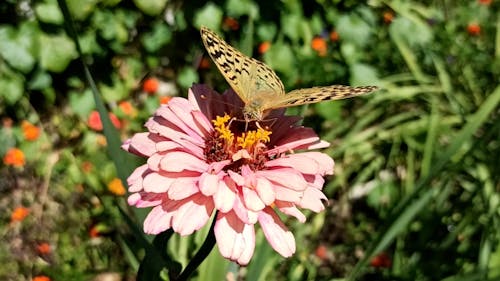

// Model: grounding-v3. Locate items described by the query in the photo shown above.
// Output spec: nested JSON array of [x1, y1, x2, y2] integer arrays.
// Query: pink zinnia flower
[[122, 84, 334, 265]]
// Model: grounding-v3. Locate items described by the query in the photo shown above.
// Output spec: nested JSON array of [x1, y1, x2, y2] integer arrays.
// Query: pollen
[[206, 114, 272, 171]]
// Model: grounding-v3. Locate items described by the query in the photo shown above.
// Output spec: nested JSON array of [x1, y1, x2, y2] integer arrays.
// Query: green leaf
[[132, 0, 168, 16], [336, 14, 372, 47], [0, 72, 24, 105], [142, 22, 172, 53], [177, 67, 199, 89], [349, 63, 379, 85], [194, 3, 223, 31], [263, 42, 294, 75], [35, 0, 64, 24], [226, 0, 259, 18], [69, 89, 95, 118], [28, 70, 52, 90], [390, 17, 433, 47], [0, 25, 37, 73], [66, 0, 98, 20], [40, 33, 77, 72]]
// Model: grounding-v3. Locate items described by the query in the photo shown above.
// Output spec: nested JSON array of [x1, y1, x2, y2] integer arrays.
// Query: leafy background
[[1, 0, 499, 280]]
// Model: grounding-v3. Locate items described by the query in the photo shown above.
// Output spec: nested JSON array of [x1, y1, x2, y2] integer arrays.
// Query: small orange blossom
[[21, 121, 41, 141], [3, 148, 25, 167], [108, 178, 126, 196], [11, 206, 30, 222]]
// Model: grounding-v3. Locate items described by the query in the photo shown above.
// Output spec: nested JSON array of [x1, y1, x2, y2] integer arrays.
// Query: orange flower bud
[[258, 41, 271, 54], [143, 78, 159, 94], [467, 23, 481, 36], [3, 148, 25, 167], [108, 178, 126, 196], [87, 111, 121, 131], [21, 121, 40, 141], [33, 275, 51, 281], [11, 206, 30, 222], [36, 242, 51, 255], [311, 37, 327, 57]]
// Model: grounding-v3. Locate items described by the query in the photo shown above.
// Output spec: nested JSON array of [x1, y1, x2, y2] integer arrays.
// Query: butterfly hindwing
[[263, 85, 378, 110]]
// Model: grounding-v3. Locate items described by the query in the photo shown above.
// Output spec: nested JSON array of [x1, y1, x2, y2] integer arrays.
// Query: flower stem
[[174, 212, 218, 281]]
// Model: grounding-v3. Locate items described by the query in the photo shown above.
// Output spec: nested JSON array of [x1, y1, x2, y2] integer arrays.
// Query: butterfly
[[200, 26, 378, 123]]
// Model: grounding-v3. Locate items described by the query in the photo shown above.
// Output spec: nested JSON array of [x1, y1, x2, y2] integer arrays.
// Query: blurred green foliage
[[0, 0, 499, 280]]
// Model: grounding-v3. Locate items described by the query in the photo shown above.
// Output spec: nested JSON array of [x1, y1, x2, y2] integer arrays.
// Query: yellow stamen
[[212, 114, 234, 143], [211, 114, 272, 150]]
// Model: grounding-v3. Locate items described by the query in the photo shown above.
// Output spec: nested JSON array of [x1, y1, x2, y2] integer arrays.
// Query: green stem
[[174, 212, 218, 281]]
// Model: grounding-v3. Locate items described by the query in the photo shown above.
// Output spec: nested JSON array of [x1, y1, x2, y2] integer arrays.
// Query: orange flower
[[478, 0, 492, 5], [223, 17, 240, 31], [11, 206, 30, 222], [315, 244, 329, 260], [258, 41, 271, 54], [143, 77, 159, 94], [36, 242, 51, 255], [370, 252, 392, 268], [21, 121, 41, 141], [32, 275, 51, 281], [3, 148, 25, 167], [89, 225, 101, 238], [383, 11, 394, 24], [159, 96, 173, 104], [311, 37, 327, 56], [118, 101, 137, 117], [87, 111, 121, 131], [108, 178, 126, 196], [329, 31, 339, 42], [467, 23, 481, 36]]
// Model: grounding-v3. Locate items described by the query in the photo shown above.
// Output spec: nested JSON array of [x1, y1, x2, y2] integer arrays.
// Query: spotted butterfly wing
[[200, 26, 285, 105], [200, 26, 378, 121], [266, 85, 379, 110]]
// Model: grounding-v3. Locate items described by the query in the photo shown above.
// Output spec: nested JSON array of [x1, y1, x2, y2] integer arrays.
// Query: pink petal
[[298, 187, 327, 212], [167, 99, 210, 141], [199, 173, 219, 196], [266, 152, 334, 176], [156, 140, 183, 152], [171, 194, 214, 236], [275, 201, 306, 223], [242, 188, 265, 211], [168, 178, 199, 200], [273, 185, 303, 203], [233, 194, 258, 224], [192, 111, 213, 136], [215, 211, 255, 265], [228, 170, 245, 186], [127, 164, 149, 192], [214, 177, 236, 212], [143, 205, 173, 234], [145, 117, 202, 147], [255, 177, 275, 205], [159, 151, 208, 172], [142, 172, 175, 193], [258, 208, 296, 258], [122, 132, 161, 157], [128, 192, 165, 207], [257, 168, 307, 191], [156, 105, 204, 144]]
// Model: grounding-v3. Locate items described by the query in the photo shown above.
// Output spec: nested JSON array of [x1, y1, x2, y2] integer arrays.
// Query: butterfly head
[[243, 100, 265, 123]]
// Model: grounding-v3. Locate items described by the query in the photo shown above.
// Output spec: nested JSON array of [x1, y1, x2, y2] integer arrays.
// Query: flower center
[[204, 114, 272, 172]]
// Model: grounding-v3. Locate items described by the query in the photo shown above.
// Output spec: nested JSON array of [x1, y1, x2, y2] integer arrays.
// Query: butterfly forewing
[[264, 85, 378, 111], [200, 26, 285, 104], [200, 26, 378, 121]]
